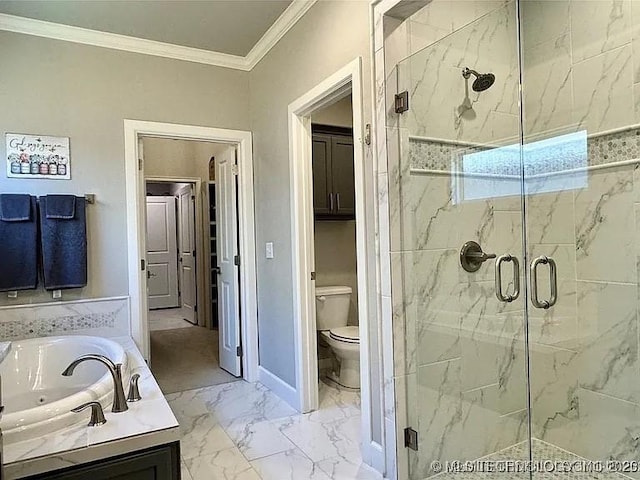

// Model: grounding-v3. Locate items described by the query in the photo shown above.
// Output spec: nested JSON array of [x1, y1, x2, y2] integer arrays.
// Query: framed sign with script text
[[6, 133, 71, 179]]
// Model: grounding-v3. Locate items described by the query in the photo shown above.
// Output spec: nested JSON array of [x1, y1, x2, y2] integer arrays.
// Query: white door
[[216, 151, 242, 376], [146, 196, 179, 309], [177, 184, 197, 325]]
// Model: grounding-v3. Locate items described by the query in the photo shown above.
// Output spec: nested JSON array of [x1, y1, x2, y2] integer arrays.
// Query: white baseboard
[[258, 365, 299, 411]]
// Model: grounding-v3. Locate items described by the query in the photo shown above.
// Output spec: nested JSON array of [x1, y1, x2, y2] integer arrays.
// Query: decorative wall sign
[[6, 134, 71, 179]]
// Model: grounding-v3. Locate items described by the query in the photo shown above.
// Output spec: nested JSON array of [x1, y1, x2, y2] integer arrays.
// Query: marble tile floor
[[149, 307, 196, 331], [166, 379, 382, 480], [432, 439, 630, 479]]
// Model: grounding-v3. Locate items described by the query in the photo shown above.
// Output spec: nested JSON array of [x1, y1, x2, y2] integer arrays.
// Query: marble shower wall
[[385, 2, 529, 479], [385, 0, 640, 478], [521, 0, 640, 137]]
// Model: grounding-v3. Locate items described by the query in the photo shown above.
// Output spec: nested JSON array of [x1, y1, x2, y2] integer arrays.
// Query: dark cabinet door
[[312, 134, 333, 216], [330, 136, 355, 218], [27, 443, 180, 480]]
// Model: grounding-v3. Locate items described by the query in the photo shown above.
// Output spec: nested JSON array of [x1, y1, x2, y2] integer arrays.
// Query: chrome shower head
[[462, 67, 495, 92]]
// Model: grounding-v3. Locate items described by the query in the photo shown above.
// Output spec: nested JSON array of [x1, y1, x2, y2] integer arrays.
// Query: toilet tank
[[315, 286, 352, 331]]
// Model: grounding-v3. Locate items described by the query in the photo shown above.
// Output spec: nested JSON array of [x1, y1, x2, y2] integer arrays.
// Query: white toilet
[[315, 285, 360, 390]]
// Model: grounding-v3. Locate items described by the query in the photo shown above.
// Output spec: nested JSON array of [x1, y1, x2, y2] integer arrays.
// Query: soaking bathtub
[[0, 335, 129, 443]]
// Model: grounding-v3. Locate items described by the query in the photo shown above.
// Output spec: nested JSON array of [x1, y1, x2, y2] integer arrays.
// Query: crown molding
[[245, 0, 317, 70], [0, 0, 318, 72], [0, 13, 250, 70]]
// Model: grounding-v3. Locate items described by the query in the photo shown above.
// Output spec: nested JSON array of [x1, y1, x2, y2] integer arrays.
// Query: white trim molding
[[244, 0, 317, 70], [258, 366, 298, 408], [288, 57, 383, 471], [124, 120, 259, 383], [0, 0, 317, 71]]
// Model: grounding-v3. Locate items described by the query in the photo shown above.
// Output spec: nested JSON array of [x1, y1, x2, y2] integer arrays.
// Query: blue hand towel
[[39, 195, 87, 290], [0, 195, 38, 292], [45, 195, 76, 219], [0, 194, 32, 221]]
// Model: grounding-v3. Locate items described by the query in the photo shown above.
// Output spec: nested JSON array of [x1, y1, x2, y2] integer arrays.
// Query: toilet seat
[[329, 326, 359, 344]]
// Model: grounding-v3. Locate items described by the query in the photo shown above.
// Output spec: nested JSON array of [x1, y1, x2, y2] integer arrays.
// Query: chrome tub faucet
[[62, 354, 128, 413]]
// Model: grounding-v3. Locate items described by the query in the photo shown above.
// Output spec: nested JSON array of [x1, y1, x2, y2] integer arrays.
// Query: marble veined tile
[[196, 380, 298, 431], [184, 447, 260, 480], [272, 413, 361, 463], [525, 189, 575, 246], [224, 418, 294, 461], [520, 0, 570, 49], [522, 33, 573, 136], [181, 460, 194, 480], [408, 19, 451, 57], [528, 343, 580, 442], [572, 45, 634, 134], [177, 415, 235, 460], [408, 359, 463, 479], [570, 0, 631, 63], [575, 165, 635, 283], [410, 174, 459, 251], [576, 281, 640, 405], [251, 447, 332, 480], [317, 453, 384, 480]]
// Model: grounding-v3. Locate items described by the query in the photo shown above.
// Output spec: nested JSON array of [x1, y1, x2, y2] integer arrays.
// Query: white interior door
[[178, 184, 197, 325], [216, 151, 241, 376], [146, 196, 179, 309]]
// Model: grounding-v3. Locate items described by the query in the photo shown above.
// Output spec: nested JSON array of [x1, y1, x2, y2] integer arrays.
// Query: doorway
[[142, 139, 242, 394], [145, 181, 197, 329], [124, 120, 259, 386], [288, 58, 382, 468]]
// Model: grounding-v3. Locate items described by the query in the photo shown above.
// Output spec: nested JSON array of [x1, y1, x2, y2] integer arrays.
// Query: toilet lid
[[329, 326, 360, 344]]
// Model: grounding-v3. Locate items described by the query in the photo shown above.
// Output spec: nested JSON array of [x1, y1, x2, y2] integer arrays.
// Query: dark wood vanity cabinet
[[26, 442, 180, 480], [312, 125, 355, 220]]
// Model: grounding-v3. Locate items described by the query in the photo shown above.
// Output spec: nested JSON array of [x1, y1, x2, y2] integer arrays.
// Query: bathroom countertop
[[0, 342, 10, 363], [4, 336, 180, 479]]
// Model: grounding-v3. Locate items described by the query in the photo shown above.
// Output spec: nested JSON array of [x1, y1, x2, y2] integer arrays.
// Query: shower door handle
[[530, 256, 558, 309], [495, 254, 520, 303]]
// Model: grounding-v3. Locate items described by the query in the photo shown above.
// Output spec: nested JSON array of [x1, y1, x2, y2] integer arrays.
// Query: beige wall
[[314, 220, 358, 325], [249, 0, 373, 389], [143, 137, 224, 181], [0, 31, 249, 306], [311, 96, 353, 128]]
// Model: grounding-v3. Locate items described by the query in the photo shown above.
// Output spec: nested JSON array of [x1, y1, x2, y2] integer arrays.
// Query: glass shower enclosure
[[387, 0, 640, 478]]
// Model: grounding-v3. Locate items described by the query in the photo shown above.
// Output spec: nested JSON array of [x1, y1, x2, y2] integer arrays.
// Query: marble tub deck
[[4, 336, 180, 479], [167, 379, 382, 480]]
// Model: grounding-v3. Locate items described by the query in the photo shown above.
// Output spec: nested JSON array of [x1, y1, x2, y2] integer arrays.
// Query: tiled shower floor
[[433, 439, 630, 479]]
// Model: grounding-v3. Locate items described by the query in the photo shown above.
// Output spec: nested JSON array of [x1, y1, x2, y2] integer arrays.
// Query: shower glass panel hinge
[[404, 427, 418, 451], [395, 91, 409, 113], [236, 345, 242, 357]]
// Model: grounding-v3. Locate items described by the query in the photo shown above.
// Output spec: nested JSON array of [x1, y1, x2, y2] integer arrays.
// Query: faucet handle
[[71, 401, 107, 427], [127, 373, 142, 402]]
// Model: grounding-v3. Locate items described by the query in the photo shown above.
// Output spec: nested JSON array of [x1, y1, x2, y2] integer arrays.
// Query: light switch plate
[[266, 242, 274, 259]]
